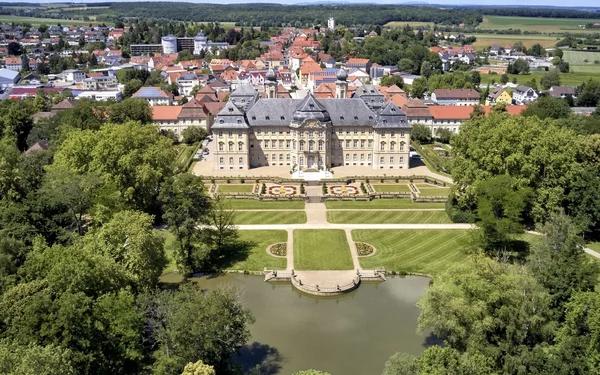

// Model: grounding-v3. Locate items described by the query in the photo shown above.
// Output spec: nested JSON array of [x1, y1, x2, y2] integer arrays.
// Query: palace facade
[[212, 69, 412, 171]]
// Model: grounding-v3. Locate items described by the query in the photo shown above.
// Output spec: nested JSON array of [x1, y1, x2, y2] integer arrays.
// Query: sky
[[16, 0, 600, 6]]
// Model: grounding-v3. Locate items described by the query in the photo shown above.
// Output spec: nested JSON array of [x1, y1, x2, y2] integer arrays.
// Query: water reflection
[[173, 273, 431, 375]]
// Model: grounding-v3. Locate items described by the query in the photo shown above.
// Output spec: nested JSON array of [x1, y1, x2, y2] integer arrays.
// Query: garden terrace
[[327, 211, 452, 224]]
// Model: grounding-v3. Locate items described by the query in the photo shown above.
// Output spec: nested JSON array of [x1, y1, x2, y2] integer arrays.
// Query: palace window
[[400, 156, 404, 164], [286, 140, 291, 148], [380, 142, 386, 152], [228, 131, 233, 137], [287, 154, 291, 161], [380, 156, 384, 164], [239, 157, 244, 164], [279, 154, 284, 161], [353, 154, 357, 161], [361, 140, 365, 148], [390, 142, 395, 152], [309, 141, 314, 152], [218, 131, 223, 138], [229, 157, 234, 164], [368, 154, 372, 161], [238, 142, 244, 151], [345, 154, 350, 161], [218, 142, 224, 151], [360, 154, 365, 161], [272, 154, 276, 160], [390, 157, 394, 164], [368, 140, 373, 148], [400, 142, 405, 152], [300, 156, 305, 166], [400, 131, 405, 137], [391, 131, 395, 137], [279, 140, 284, 148], [353, 140, 358, 148], [299, 141, 305, 151], [238, 131, 243, 137], [345, 140, 350, 148], [318, 141, 324, 151], [219, 157, 224, 164]]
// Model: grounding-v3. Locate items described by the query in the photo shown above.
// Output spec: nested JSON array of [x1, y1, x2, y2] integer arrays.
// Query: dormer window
[[228, 107, 233, 112], [219, 119, 224, 123], [252, 116, 256, 120], [368, 116, 373, 120], [391, 108, 396, 112], [265, 116, 270, 120], [281, 116, 285, 120], [340, 116, 344, 120], [237, 119, 242, 124], [383, 120, 387, 124], [309, 104, 314, 109], [354, 116, 358, 120]]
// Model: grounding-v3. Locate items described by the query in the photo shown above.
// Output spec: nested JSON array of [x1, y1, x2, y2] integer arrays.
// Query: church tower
[[335, 68, 348, 99], [265, 69, 278, 99]]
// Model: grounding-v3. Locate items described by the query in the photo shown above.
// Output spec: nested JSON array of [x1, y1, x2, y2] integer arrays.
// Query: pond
[[190, 273, 434, 375]]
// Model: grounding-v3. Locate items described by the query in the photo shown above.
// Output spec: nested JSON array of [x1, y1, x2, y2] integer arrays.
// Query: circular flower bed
[[269, 243, 287, 256], [356, 242, 374, 256], [329, 185, 359, 196], [267, 185, 298, 196]]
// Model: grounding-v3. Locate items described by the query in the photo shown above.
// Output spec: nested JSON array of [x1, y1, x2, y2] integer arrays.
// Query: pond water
[[190, 273, 434, 375]]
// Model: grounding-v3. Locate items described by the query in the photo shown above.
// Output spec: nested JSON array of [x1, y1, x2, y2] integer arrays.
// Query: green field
[[479, 15, 600, 34], [325, 198, 446, 210], [225, 199, 305, 210], [469, 33, 559, 50], [563, 50, 600, 66], [173, 144, 197, 172], [385, 21, 434, 29], [217, 184, 254, 193], [294, 230, 354, 271], [226, 230, 288, 271], [327, 211, 451, 224], [479, 71, 600, 87], [353, 229, 471, 276], [588, 242, 600, 253], [0, 15, 107, 26], [234, 211, 307, 225], [372, 184, 412, 193]]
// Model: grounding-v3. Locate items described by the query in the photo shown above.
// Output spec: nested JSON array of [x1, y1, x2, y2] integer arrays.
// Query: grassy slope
[[479, 71, 600, 86], [234, 211, 307, 225], [294, 229, 354, 270], [225, 199, 305, 210], [0, 15, 107, 26], [217, 184, 254, 193], [227, 230, 288, 271], [327, 210, 451, 224], [353, 229, 471, 275], [325, 199, 446, 209]]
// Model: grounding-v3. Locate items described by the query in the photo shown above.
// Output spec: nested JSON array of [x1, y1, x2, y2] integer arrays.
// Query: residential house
[[512, 85, 538, 105], [431, 89, 480, 106], [177, 73, 200, 96], [5, 56, 21, 71], [82, 76, 119, 90], [489, 45, 503, 56], [548, 86, 576, 99], [132, 86, 174, 106], [486, 88, 512, 106]]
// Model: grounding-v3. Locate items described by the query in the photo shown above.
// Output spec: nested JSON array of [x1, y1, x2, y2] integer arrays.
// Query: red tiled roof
[[151, 106, 182, 121]]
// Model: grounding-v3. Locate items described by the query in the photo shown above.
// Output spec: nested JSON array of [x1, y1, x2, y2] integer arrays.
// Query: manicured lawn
[[587, 242, 600, 253], [225, 199, 305, 210], [417, 187, 452, 197], [325, 198, 446, 210], [353, 229, 471, 275], [227, 230, 288, 271], [234, 211, 307, 225], [217, 184, 254, 193], [294, 230, 354, 270], [327, 211, 451, 224], [372, 184, 411, 193]]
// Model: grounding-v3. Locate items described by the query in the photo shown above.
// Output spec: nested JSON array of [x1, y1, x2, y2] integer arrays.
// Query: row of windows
[[218, 142, 245, 152], [219, 156, 245, 164], [218, 129, 407, 138], [218, 140, 407, 152]]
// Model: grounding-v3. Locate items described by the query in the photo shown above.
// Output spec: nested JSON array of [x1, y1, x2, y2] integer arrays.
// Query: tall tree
[[159, 173, 211, 272], [527, 211, 599, 314]]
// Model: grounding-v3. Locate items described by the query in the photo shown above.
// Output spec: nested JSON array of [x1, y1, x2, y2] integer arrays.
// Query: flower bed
[[267, 185, 298, 196], [356, 242, 374, 256], [269, 243, 287, 256], [329, 185, 359, 196]]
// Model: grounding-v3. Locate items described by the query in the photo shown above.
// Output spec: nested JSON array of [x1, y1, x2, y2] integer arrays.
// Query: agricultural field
[[385, 21, 434, 29], [233, 211, 307, 225], [479, 71, 600, 87], [479, 15, 600, 34], [327, 210, 451, 224], [563, 50, 600, 66], [0, 15, 105, 26], [294, 229, 354, 271], [469, 33, 559, 50], [325, 198, 446, 210], [353, 229, 471, 276]]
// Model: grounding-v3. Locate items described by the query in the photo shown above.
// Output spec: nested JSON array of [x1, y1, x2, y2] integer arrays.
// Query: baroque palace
[[212, 69, 412, 171]]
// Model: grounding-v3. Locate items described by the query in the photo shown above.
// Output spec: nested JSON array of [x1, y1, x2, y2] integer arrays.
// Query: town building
[[431, 89, 480, 106], [62, 69, 86, 83], [132, 87, 174, 106], [150, 98, 220, 139], [328, 17, 336, 31], [0, 68, 19, 86], [4, 56, 21, 71], [548, 86, 576, 100], [212, 69, 411, 171]]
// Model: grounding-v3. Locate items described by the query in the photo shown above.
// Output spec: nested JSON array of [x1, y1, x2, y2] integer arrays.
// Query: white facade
[[63, 69, 86, 83], [161, 35, 178, 54], [328, 17, 335, 31], [76, 90, 123, 101]]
